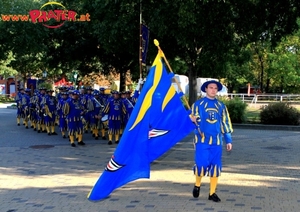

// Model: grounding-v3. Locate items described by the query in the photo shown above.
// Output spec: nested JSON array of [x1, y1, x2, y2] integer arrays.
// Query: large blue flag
[[87, 52, 195, 201]]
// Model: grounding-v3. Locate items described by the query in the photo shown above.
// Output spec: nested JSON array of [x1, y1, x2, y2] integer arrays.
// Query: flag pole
[[153, 39, 191, 110], [139, 0, 143, 79]]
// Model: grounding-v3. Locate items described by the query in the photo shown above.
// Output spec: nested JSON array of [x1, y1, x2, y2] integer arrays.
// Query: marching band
[[14, 85, 139, 147]]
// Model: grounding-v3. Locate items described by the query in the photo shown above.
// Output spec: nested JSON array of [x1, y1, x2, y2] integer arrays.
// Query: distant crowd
[[15, 85, 140, 147]]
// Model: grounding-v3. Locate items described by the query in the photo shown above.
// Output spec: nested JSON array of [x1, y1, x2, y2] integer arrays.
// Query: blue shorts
[[194, 143, 222, 177]]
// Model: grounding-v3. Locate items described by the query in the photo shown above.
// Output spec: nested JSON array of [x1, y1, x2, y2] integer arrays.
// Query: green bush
[[260, 102, 300, 125], [0, 95, 15, 103], [222, 97, 247, 123]]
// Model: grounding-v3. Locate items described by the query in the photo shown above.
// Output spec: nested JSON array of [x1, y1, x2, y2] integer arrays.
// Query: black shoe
[[193, 186, 200, 198], [78, 141, 85, 145], [17, 123, 20, 126], [43, 130, 47, 133], [208, 193, 221, 202], [33, 128, 36, 131], [95, 136, 98, 140], [52, 132, 58, 135], [31, 126, 33, 128], [71, 143, 76, 147], [38, 130, 40, 133], [108, 141, 112, 145], [102, 136, 106, 140], [63, 135, 66, 139], [115, 140, 119, 144], [26, 126, 28, 129], [85, 130, 88, 133], [48, 133, 51, 136]]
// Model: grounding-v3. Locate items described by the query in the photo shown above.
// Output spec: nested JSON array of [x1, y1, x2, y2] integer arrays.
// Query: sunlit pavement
[[0, 106, 299, 212]]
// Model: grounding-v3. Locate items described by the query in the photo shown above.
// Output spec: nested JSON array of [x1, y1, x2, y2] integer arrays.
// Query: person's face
[[113, 94, 119, 99], [205, 83, 218, 99]]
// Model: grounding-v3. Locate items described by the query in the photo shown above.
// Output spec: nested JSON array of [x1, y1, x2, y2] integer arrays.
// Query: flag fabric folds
[[87, 52, 195, 201]]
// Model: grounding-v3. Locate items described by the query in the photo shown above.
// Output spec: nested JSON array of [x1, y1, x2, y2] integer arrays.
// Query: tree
[[142, 0, 300, 104], [0, 52, 18, 78], [0, 0, 49, 82]]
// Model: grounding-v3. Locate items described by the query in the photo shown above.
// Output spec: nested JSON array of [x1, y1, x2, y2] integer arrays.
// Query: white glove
[[135, 83, 140, 91]]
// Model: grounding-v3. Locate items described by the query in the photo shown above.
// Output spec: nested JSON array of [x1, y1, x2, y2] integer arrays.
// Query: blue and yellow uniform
[[29, 92, 39, 130], [15, 88, 25, 126], [57, 92, 69, 138], [81, 87, 93, 133], [36, 88, 47, 133], [192, 96, 233, 177], [63, 90, 85, 147], [89, 90, 104, 140], [21, 89, 31, 129], [41, 90, 58, 135], [102, 91, 126, 145], [191, 79, 233, 202]]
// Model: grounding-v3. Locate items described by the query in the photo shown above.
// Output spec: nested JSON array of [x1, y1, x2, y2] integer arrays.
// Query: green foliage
[[222, 97, 247, 123], [37, 82, 52, 90], [0, 95, 14, 103], [0, 52, 18, 78], [260, 102, 300, 125]]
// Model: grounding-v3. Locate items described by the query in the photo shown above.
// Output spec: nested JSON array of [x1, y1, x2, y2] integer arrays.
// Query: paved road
[[0, 106, 299, 212]]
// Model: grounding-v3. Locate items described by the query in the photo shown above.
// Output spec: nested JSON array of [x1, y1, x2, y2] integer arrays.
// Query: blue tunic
[[191, 97, 233, 177], [63, 98, 84, 135]]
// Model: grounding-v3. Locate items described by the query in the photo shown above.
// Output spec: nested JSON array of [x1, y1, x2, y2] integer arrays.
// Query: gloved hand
[[135, 78, 143, 91]]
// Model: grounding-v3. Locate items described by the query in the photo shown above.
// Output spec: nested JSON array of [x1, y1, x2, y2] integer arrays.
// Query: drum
[[101, 115, 108, 122]]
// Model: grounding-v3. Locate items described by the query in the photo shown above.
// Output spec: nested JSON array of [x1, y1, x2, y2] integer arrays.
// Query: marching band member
[[36, 88, 47, 133], [89, 90, 104, 140], [102, 91, 126, 145], [41, 89, 58, 135], [63, 90, 85, 147], [81, 86, 94, 133], [21, 89, 31, 129], [29, 91, 39, 131], [191, 80, 233, 202], [57, 92, 69, 138], [99, 87, 109, 139], [15, 88, 25, 126]]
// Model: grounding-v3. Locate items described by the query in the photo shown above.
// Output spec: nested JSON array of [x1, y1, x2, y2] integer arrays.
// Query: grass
[[245, 105, 261, 123]]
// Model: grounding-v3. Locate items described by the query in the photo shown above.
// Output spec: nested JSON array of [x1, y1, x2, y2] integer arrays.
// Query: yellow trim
[[205, 108, 218, 112], [200, 166, 204, 176], [214, 103, 219, 109], [201, 134, 205, 143], [206, 119, 217, 124], [213, 165, 217, 177], [194, 134, 198, 144], [209, 136, 212, 145], [129, 53, 163, 131]]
